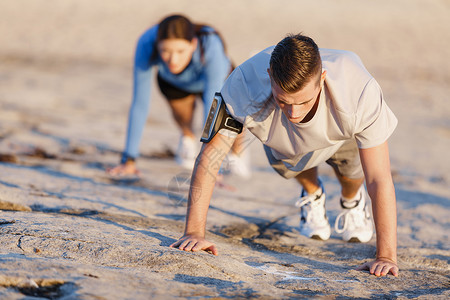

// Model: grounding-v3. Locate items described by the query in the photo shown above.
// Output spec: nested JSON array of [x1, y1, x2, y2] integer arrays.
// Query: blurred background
[[2, 0, 449, 71], [0, 0, 449, 180], [0, 2, 448, 297]]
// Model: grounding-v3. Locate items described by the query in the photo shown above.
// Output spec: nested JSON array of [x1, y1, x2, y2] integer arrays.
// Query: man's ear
[[320, 70, 327, 87]]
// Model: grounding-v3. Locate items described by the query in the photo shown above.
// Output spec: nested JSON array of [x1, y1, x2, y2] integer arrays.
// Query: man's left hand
[[356, 258, 399, 277]]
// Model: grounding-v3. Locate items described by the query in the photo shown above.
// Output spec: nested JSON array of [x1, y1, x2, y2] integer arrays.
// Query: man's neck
[[300, 90, 321, 123]]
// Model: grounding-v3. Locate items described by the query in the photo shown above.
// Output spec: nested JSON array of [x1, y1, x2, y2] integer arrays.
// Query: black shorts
[[157, 73, 201, 101]]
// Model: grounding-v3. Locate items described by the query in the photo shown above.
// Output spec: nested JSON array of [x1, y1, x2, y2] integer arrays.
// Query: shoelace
[[295, 194, 321, 208], [295, 193, 323, 222], [334, 201, 367, 233]]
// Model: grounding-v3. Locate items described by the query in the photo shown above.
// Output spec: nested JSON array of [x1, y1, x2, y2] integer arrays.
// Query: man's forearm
[[184, 159, 219, 236], [367, 181, 397, 262], [359, 142, 398, 263], [183, 134, 235, 237]]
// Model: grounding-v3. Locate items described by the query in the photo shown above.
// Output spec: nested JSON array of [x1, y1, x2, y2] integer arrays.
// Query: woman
[[108, 14, 249, 177]]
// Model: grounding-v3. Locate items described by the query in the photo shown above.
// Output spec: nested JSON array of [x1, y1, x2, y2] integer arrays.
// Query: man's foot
[[175, 135, 198, 169], [295, 180, 331, 240], [334, 185, 374, 243], [226, 152, 252, 179]]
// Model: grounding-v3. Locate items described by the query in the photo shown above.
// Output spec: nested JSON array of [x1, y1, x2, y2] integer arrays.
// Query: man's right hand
[[169, 132, 236, 257], [106, 161, 140, 177], [170, 235, 218, 255]]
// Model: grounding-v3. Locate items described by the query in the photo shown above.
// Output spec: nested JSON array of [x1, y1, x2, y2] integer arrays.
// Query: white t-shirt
[[220, 47, 398, 172]]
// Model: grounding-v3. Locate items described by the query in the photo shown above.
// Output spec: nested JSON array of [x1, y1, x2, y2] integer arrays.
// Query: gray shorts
[[264, 139, 364, 179]]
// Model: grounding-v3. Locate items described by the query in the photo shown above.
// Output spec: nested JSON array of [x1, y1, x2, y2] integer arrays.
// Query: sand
[[0, 0, 449, 299]]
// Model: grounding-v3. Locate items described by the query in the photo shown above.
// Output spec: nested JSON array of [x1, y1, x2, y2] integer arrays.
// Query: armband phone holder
[[200, 92, 243, 143]]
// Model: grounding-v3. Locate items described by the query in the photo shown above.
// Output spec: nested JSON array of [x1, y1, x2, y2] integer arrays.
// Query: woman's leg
[[167, 94, 197, 139]]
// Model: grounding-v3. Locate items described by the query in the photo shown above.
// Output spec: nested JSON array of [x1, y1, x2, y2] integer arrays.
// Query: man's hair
[[269, 34, 322, 93]]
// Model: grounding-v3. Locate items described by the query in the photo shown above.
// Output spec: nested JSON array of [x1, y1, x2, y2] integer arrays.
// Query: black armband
[[200, 93, 243, 143]]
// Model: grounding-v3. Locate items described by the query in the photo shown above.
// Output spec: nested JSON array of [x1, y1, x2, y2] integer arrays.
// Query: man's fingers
[[169, 236, 188, 248], [373, 264, 385, 276], [369, 263, 378, 275], [380, 265, 390, 276], [170, 237, 218, 255], [390, 266, 399, 277], [178, 239, 192, 251], [372, 263, 395, 277], [356, 260, 399, 277], [382, 264, 399, 277], [169, 239, 182, 248], [192, 242, 218, 255], [355, 263, 368, 271], [190, 241, 215, 254], [209, 245, 218, 256], [191, 242, 204, 252], [384, 265, 395, 276], [183, 241, 197, 252]]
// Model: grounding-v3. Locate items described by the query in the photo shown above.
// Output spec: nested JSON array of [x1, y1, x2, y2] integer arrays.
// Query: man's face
[[270, 71, 326, 123], [158, 38, 198, 74]]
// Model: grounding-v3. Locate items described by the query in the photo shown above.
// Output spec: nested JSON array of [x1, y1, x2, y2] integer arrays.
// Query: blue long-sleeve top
[[122, 25, 231, 162]]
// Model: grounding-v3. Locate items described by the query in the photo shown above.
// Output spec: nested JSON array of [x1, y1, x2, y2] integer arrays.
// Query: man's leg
[[332, 170, 364, 199], [326, 140, 373, 243], [333, 170, 373, 242], [294, 164, 365, 200], [262, 146, 330, 239], [294, 167, 331, 240], [294, 167, 320, 194]]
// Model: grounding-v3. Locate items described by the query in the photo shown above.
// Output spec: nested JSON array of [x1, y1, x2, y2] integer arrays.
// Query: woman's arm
[[122, 28, 159, 161], [201, 33, 232, 122]]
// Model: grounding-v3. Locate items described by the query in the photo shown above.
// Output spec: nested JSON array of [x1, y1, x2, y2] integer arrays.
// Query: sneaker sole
[[311, 234, 327, 241], [300, 225, 331, 241], [347, 237, 362, 243], [345, 235, 373, 243]]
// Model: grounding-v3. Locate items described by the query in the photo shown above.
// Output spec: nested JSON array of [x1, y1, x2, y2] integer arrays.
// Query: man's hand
[[356, 258, 399, 277], [170, 235, 218, 255]]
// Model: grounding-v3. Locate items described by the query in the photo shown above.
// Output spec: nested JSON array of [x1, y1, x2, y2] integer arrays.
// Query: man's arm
[[170, 132, 236, 255], [358, 141, 399, 276]]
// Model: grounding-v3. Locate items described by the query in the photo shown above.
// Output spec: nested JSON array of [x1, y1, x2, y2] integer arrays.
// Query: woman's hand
[[106, 161, 140, 177]]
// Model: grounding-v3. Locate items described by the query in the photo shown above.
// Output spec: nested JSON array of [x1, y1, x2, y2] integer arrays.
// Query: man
[[170, 34, 399, 277]]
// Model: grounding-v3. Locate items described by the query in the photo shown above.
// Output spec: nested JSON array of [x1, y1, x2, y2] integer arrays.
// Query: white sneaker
[[175, 135, 198, 170], [226, 152, 252, 179], [334, 185, 374, 243], [295, 181, 331, 240]]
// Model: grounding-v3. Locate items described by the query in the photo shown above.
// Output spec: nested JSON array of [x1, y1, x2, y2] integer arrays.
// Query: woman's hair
[[269, 34, 322, 93], [156, 15, 195, 42], [151, 14, 227, 63]]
